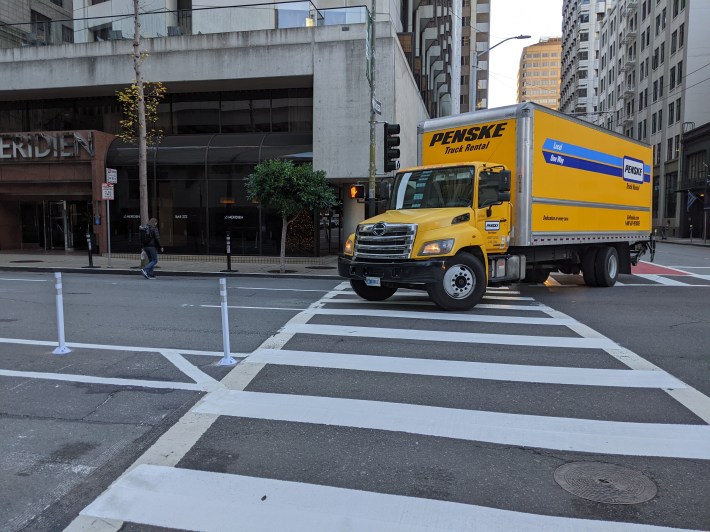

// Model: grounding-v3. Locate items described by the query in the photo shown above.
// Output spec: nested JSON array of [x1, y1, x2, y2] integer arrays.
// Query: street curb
[[0, 266, 342, 281]]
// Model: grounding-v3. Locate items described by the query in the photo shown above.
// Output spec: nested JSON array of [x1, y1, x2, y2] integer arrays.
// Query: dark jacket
[[141, 225, 162, 248]]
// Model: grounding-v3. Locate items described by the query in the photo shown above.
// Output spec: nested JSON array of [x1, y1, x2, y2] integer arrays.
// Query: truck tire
[[582, 248, 599, 287], [594, 246, 619, 287], [426, 252, 486, 311], [350, 280, 398, 301]]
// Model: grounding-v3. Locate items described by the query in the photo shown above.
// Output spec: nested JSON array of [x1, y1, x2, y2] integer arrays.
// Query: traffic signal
[[383, 122, 400, 172], [349, 184, 365, 199]]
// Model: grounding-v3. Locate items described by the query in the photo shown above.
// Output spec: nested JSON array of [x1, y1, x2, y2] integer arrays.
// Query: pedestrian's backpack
[[139, 225, 153, 246]]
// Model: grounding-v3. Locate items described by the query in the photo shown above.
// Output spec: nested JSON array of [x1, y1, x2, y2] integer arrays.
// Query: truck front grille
[[354, 223, 417, 260]]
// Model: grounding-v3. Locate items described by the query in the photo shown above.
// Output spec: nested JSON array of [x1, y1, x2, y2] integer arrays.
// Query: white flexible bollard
[[218, 277, 236, 366], [52, 272, 71, 355]]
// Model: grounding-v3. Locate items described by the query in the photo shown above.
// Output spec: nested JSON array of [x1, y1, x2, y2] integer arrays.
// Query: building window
[[670, 67, 676, 89], [679, 23, 684, 48], [667, 138, 674, 161], [50, 0, 63, 5], [664, 172, 677, 218], [30, 10, 52, 43], [669, 102, 675, 124], [676, 97, 681, 121], [62, 26, 73, 43], [677, 60, 683, 85]]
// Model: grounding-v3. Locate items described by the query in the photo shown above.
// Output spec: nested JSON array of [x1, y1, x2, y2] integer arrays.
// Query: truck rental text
[[338, 102, 655, 311]]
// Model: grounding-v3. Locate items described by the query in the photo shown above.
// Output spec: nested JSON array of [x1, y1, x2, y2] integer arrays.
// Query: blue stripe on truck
[[542, 139, 651, 182]]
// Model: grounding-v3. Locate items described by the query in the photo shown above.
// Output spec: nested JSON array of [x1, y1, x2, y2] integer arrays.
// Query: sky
[[486, 0, 564, 108]]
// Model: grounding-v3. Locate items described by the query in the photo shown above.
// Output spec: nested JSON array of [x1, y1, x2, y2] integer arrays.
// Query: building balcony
[[623, 59, 636, 72], [623, 85, 636, 99], [622, 30, 637, 44]]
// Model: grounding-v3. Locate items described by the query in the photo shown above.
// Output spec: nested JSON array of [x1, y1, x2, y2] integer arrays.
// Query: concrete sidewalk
[[0, 249, 341, 279], [0, 237, 706, 280]]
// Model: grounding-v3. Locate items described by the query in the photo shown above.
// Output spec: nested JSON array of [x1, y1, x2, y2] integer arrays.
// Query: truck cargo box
[[417, 102, 653, 248]]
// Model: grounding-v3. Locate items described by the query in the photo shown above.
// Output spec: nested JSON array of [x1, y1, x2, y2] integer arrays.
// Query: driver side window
[[478, 172, 500, 208]]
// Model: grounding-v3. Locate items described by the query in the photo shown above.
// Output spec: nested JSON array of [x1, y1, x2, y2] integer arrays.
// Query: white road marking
[[540, 304, 710, 425], [66, 284, 351, 532], [200, 304, 307, 311], [0, 337, 241, 357], [247, 349, 686, 389], [324, 299, 545, 311], [0, 369, 205, 391], [195, 390, 710, 459], [337, 291, 535, 301], [81, 464, 686, 532], [231, 286, 333, 292], [159, 349, 220, 390], [302, 307, 573, 325], [283, 323, 616, 349], [0, 277, 47, 282], [632, 274, 691, 286]]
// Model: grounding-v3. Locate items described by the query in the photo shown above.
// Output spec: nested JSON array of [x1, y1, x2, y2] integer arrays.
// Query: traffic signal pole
[[367, 0, 377, 218]]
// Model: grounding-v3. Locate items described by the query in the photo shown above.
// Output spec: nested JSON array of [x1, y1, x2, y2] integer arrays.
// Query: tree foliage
[[116, 80, 166, 145], [247, 160, 336, 272]]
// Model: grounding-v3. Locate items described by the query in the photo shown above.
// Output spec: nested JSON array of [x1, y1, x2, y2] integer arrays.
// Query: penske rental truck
[[338, 102, 655, 311]]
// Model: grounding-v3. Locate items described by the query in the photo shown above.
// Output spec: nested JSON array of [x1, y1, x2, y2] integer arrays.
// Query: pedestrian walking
[[139, 218, 163, 279]]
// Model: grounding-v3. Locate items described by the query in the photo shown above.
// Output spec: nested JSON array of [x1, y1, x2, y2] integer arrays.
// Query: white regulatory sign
[[102, 183, 114, 200], [105, 167, 118, 184]]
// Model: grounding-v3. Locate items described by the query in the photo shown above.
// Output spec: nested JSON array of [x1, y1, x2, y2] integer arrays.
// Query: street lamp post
[[471, 34, 530, 111]]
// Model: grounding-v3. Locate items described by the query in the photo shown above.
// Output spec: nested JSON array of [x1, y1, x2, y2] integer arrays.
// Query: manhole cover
[[267, 269, 297, 274], [306, 266, 336, 270], [554, 462, 657, 504], [10, 260, 44, 263]]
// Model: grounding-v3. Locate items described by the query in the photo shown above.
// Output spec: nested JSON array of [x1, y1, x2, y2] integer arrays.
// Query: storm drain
[[554, 462, 657, 504]]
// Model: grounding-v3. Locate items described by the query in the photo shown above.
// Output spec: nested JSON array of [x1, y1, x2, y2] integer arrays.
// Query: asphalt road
[[1, 243, 708, 531]]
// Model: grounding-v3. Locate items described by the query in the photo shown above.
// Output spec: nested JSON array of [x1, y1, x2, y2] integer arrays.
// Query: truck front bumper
[[338, 255, 446, 285]]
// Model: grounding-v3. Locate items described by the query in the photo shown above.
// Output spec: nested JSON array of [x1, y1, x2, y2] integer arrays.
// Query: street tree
[[115, 0, 167, 225], [247, 160, 336, 273]]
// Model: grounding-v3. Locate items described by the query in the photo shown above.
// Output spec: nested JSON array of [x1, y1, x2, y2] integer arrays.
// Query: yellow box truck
[[338, 103, 655, 310]]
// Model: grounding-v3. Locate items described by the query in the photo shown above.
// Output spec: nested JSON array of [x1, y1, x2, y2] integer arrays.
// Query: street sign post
[[102, 183, 114, 267]]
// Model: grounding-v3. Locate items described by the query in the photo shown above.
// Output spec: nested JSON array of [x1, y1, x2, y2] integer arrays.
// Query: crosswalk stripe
[[282, 323, 617, 349], [80, 464, 688, 532], [326, 299, 545, 311], [624, 274, 690, 286], [247, 349, 686, 389], [194, 390, 710, 459], [305, 307, 574, 325]]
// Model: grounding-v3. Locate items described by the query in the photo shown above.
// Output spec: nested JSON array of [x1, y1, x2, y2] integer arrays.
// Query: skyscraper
[[517, 37, 562, 110]]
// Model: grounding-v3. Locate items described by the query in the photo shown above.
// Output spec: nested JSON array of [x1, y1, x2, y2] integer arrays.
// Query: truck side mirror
[[497, 191, 511, 202], [499, 170, 511, 192], [379, 178, 393, 202]]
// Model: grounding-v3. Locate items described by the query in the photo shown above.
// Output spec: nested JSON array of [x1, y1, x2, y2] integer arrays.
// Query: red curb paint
[[632, 262, 690, 275]]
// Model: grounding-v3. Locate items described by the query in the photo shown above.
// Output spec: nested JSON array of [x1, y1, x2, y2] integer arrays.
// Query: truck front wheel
[[427, 252, 486, 311], [595, 246, 619, 287], [350, 280, 398, 301]]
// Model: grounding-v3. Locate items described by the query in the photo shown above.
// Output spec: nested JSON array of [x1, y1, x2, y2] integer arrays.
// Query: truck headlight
[[344, 237, 354, 256], [419, 239, 454, 256]]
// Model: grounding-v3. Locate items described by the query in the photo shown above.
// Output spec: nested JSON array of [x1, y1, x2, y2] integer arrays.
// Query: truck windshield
[[390, 166, 474, 210]]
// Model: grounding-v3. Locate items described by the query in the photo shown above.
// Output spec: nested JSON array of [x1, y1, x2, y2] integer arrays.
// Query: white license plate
[[365, 276, 381, 287]]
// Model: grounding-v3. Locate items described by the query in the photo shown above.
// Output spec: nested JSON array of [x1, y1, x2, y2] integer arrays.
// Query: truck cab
[[338, 162, 522, 311]]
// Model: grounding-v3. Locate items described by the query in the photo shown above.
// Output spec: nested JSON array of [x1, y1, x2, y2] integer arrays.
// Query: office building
[[517, 37, 562, 110], [0, 0, 457, 254], [593, 0, 709, 237]]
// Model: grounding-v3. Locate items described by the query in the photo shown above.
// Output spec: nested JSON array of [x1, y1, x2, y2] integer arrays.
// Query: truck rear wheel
[[582, 248, 599, 287], [427, 252, 486, 311], [594, 246, 619, 287], [350, 280, 398, 301]]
